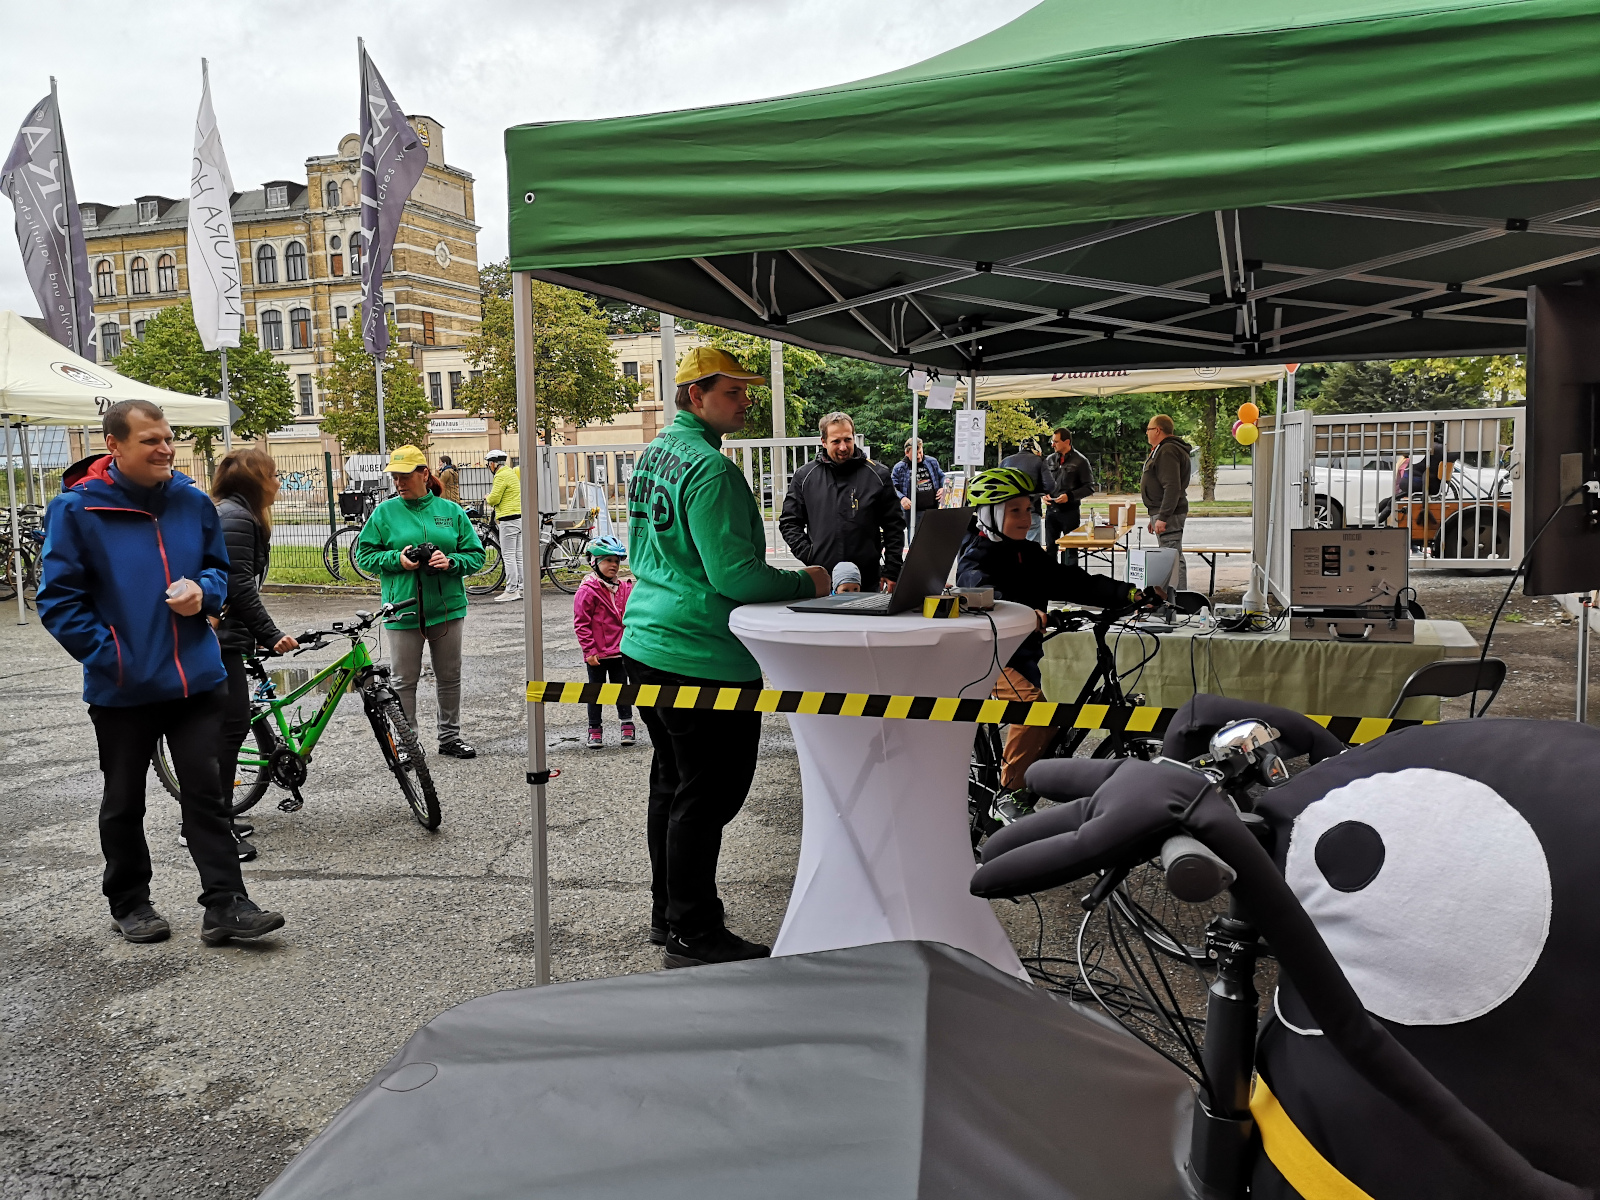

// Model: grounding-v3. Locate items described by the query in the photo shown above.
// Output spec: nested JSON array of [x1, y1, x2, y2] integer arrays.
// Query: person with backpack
[[573, 537, 635, 750]]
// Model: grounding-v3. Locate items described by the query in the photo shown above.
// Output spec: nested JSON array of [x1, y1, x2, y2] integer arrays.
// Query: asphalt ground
[[2, 569, 1590, 1198]]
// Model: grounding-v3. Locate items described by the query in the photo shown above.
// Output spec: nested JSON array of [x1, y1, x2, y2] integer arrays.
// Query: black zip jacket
[[1043, 448, 1095, 530], [779, 448, 905, 586], [956, 528, 1134, 685], [216, 495, 287, 655]]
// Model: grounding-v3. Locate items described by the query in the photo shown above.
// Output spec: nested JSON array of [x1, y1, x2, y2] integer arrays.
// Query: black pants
[[1045, 505, 1081, 567], [218, 652, 254, 808], [88, 686, 246, 916], [622, 656, 762, 939], [585, 657, 633, 726]]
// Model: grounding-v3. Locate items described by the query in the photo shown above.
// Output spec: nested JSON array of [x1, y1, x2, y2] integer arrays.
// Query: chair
[[1386, 657, 1507, 719]]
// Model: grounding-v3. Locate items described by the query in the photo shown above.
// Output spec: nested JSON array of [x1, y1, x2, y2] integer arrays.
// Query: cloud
[[0, 0, 1035, 316]]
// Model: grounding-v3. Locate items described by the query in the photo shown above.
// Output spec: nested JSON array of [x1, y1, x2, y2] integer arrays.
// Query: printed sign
[[926, 380, 956, 410], [953, 409, 986, 466]]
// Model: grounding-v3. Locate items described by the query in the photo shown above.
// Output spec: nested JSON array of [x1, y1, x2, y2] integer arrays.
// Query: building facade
[[81, 117, 499, 463]]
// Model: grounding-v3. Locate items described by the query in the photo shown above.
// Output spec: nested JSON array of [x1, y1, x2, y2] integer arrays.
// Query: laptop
[[789, 507, 973, 616]]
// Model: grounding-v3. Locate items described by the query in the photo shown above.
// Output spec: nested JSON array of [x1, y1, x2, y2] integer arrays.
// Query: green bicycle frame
[[238, 639, 379, 774]]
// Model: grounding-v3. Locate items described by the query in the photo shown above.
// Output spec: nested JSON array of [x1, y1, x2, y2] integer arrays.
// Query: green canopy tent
[[502, 0, 1600, 981]]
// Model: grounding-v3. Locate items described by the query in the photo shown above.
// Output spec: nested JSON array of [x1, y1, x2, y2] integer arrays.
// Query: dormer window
[[81, 207, 98, 230], [266, 184, 288, 209], [138, 200, 158, 224]]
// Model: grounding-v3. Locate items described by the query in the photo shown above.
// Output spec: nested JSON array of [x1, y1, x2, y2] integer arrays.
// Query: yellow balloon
[[1238, 401, 1260, 424], [1235, 422, 1260, 446]]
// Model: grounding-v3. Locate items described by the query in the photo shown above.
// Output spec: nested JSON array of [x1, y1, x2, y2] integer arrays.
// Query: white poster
[[926, 380, 956, 410], [909, 369, 928, 394], [953, 409, 986, 466]]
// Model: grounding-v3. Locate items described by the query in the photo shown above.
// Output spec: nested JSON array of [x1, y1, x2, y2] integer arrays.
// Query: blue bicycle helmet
[[586, 536, 628, 561]]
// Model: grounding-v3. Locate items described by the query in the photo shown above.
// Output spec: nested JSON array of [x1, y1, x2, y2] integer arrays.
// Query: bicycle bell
[[1208, 718, 1291, 787]]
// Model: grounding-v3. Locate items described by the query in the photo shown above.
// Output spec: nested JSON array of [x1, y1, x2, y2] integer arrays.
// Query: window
[[622, 360, 638, 380], [266, 184, 288, 209], [428, 372, 443, 409], [138, 200, 158, 224], [259, 309, 283, 350], [156, 253, 177, 292], [128, 257, 149, 295], [334, 305, 347, 330], [350, 232, 364, 277], [95, 260, 115, 298], [81, 206, 97, 230], [325, 181, 340, 209], [134, 319, 146, 340], [285, 241, 307, 282], [328, 234, 343, 277], [384, 302, 395, 325], [298, 374, 314, 417], [289, 307, 311, 350], [448, 370, 463, 408], [100, 321, 121, 358], [256, 244, 277, 284], [421, 311, 436, 346]]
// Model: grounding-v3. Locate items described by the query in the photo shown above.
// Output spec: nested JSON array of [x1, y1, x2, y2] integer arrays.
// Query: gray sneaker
[[990, 789, 1037, 827], [111, 903, 171, 943]]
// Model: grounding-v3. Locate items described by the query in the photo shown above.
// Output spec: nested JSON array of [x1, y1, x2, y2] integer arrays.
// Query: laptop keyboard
[[833, 593, 893, 611]]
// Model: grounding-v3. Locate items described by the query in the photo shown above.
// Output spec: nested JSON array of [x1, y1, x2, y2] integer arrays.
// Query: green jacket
[[353, 493, 486, 630], [622, 409, 812, 680]]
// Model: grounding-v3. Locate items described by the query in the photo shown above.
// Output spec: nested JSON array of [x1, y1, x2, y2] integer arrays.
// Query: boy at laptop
[[956, 467, 1145, 824]]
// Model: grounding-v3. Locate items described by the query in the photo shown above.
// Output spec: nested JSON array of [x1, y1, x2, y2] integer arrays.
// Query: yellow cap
[[675, 346, 766, 387], [384, 445, 429, 473]]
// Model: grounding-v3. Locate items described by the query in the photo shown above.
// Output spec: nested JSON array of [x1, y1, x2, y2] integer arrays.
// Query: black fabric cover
[[260, 941, 1192, 1200], [1160, 694, 1346, 765]]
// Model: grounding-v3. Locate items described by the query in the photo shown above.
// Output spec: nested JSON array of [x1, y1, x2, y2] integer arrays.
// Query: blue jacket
[[891, 454, 945, 511], [39, 455, 229, 707]]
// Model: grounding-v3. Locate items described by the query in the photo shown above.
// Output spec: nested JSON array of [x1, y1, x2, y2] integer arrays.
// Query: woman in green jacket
[[354, 445, 486, 759]]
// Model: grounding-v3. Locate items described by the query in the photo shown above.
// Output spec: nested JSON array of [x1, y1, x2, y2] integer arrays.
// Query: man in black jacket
[[779, 412, 904, 591], [1042, 427, 1096, 565]]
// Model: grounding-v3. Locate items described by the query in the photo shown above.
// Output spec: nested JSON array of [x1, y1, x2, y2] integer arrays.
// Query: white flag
[[186, 61, 242, 351]]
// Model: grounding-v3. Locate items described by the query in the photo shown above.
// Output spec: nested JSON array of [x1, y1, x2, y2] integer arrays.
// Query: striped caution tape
[[525, 681, 1425, 745]]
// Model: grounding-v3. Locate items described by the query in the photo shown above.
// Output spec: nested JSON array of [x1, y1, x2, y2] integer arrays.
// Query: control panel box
[[1290, 528, 1409, 608]]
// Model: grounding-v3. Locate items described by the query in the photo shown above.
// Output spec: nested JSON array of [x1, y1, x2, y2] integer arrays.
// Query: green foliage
[[599, 299, 657, 334], [460, 260, 642, 438], [1301, 357, 1524, 415], [983, 395, 1048, 449], [317, 320, 433, 453], [1026, 392, 1195, 494], [791, 355, 950, 463], [699, 326, 826, 438], [110, 301, 294, 457]]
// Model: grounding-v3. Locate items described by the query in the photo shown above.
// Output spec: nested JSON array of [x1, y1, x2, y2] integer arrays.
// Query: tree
[[1027, 393, 1196, 494], [1302, 358, 1509, 414], [791, 355, 955, 464], [599, 299, 657, 334], [111, 301, 294, 459], [458, 260, 642, 440], [317, 320, 433, 453], [983, 394, 1048, 452], [699, 326, 825, 438]]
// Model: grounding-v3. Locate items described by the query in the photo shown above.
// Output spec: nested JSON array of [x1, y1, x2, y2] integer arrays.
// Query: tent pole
[[660, 314, 677, 423], [513, 269, 551, 987], [7, 421, 25, 625], [19, 421, 35, 506], [909, 385, 918, 547], [769, 338, 785, 549]]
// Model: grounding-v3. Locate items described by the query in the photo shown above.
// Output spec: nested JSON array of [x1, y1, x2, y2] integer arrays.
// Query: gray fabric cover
[[261, 941, 1192, 1200]]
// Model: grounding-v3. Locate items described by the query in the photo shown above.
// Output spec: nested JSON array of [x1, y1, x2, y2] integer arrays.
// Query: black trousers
[[88, 686, 246, 916], [622, 656, 762, 939], [585, 656, 633, 726], [1045, 505, 1081, 567], [218, 652, 253, 808]]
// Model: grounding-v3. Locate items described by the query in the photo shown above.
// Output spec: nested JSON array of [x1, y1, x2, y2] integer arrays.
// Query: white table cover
[[730, 600, 1035, 977]]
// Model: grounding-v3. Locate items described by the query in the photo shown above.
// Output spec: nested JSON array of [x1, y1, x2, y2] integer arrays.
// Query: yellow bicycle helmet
[[967, 467, 1040, 540]]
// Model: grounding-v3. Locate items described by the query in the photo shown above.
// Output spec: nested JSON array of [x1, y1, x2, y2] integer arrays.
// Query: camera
[[404, 542, 448, 575]]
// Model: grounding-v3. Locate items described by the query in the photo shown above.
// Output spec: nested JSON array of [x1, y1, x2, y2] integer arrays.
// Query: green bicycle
[[152, 600, 441, 830]]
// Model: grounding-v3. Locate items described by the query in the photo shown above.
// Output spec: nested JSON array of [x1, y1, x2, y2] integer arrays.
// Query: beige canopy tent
[[974, 364, 1285, 403]]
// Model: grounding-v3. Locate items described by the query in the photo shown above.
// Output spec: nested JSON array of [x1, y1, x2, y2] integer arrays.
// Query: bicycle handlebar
[[1159, 833, 1236, 903], [275, 599, 420, 656]]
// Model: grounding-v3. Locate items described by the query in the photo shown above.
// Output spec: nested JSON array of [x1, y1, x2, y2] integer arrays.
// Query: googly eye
[[1285, 768, 1549, 1025]]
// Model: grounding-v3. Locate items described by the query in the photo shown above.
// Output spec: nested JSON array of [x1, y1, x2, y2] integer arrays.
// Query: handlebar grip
[[1160, 834, 1236, 903]]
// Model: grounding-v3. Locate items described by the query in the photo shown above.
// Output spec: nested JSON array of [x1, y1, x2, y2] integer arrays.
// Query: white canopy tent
[[973, 364, 1285, 403]]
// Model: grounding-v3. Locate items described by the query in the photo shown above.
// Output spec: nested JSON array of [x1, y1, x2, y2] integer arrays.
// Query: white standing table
[[729, 600, 1036, 978]]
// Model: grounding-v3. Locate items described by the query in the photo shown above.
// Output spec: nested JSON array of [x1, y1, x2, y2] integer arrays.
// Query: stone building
[[81, 117, 498, 464]]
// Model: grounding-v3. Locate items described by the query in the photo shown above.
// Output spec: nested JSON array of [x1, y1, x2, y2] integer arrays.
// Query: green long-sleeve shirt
[[353, 493, 486, 629], [621, 409, 812, 680]]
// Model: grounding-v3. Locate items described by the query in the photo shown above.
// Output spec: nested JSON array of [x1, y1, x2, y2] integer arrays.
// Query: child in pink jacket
[[572, 537, 635, 749]]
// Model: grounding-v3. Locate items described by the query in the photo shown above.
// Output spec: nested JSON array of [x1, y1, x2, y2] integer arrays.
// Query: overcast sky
[[0, 0, 1035, 317]]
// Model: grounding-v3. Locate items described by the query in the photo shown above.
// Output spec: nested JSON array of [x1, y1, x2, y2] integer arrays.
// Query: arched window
[[285, 240, 306, 282], [349, 232, 364, 278], [100, 320, 122, 358], [289, 307, 311, 349], [256, 243, 277, 285], [134, 319, 147, 340], [334, 305, 348, 330], [325, 180, 340, 209], [128, 257, 149, 295], [156, 254, 177, 292], [95, 260, 115, 298], [328, 233, 343, 278], [259, 309, 283, 350]]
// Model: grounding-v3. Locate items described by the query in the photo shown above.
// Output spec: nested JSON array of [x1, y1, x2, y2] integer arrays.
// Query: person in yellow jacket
[[483, 449, 523, 601]]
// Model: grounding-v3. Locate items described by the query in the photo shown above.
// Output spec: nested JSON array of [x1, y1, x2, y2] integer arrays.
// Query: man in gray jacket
[[1139, 414, 1191, 589]]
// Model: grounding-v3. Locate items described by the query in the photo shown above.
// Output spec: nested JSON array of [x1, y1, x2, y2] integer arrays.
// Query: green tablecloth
[[1038, 620, 1478, 722]]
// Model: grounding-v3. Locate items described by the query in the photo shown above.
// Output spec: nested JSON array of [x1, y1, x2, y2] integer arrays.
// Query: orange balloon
[[1238, 401, 1260, 424]]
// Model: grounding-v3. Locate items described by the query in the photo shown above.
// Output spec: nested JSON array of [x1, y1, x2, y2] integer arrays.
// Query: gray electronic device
[[789, 507, 971, 616], [1289, 528, 1409, 608]]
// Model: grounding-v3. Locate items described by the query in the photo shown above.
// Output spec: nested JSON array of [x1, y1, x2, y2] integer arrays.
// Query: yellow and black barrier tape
[[525, 681, 1424, 746]]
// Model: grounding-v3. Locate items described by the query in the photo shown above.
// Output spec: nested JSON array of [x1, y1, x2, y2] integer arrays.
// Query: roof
[[505, 0, 1600, 372]]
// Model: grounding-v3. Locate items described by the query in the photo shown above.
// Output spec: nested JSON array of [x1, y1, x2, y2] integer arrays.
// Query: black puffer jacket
[[779, 448, 905, 587], [216, 495, 287, 655]]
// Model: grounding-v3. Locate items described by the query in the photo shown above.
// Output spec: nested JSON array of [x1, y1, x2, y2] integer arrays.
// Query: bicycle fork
[[1187, 902, 1264, 1200]]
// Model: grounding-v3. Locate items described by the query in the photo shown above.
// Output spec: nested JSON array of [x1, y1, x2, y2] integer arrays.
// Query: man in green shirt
[[622, 347, 829, 969]]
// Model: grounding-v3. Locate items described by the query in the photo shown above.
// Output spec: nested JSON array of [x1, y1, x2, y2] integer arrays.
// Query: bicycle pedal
[[278, 789, 305, 813]]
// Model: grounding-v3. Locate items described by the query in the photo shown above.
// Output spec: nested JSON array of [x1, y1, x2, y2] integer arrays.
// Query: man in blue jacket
[[39, 399, 285, 946]]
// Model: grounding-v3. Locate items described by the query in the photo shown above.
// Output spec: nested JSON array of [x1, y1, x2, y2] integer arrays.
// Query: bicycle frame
[[241, 638, 380, 771]]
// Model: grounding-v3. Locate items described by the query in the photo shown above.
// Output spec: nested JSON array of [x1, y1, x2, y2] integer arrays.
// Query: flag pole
[[50, 76, 84, 361], [374, 296, 388, 460], [220, 345, 232, 453]]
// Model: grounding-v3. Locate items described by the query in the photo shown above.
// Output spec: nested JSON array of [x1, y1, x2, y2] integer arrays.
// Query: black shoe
[[231, 821, 254, 838], [233, 833, 258, 863], [200, 896, 285, 946], [438, 739, 477, 759], [662, 926, 771, 969], [110, 903, 170, 944], [648, 924, 668, 946]]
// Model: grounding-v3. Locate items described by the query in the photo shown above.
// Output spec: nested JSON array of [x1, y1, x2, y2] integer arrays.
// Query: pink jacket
[[572, 573, 633, 660]]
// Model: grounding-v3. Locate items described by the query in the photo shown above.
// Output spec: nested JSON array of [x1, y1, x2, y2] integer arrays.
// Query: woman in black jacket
[[212, 450, 297, 861]]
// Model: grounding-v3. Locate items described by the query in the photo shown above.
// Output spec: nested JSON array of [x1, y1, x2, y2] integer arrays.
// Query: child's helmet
[[966, 467, 1038, 540], [586, 536, 628, 561]]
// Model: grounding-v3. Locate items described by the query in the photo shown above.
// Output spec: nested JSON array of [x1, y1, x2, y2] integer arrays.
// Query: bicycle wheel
[[543, 530, 589, 594], [323, 525, 375, 583], [465, 535, 505, 595], [153, 715, 277, 817], [366, 693, 441, 830], [968, 725, 1004, 853]]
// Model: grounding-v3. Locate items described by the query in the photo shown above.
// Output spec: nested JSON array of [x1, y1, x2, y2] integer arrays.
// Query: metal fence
[[172, 450, 340, 572]]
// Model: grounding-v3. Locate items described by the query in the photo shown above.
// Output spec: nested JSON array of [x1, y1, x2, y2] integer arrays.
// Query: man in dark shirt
[[780, 412, 904, 591], [1139, 414, 1192, 590], [1042, 427, 1095, 565]]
